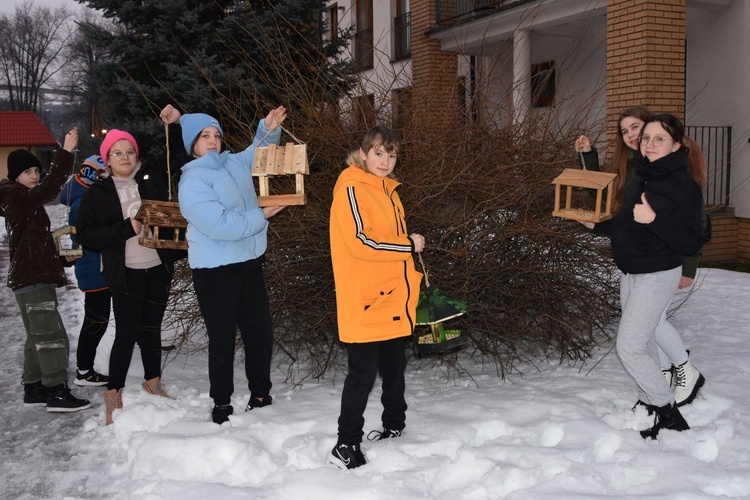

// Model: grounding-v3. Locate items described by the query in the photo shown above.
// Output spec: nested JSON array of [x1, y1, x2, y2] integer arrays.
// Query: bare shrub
[[160, 8, 620, 382]]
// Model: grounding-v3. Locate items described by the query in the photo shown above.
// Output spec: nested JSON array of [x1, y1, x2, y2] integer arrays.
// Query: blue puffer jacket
[[178, 119, 280, 269], [60, 175, 109, 292]]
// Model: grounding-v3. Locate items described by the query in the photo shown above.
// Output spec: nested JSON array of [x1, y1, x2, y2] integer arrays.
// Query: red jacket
[[329, 162, 422, 343]]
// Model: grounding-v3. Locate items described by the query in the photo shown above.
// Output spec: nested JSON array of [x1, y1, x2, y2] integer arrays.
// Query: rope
[[63, 145, 79, 222], [165, 122, 172, 201], [418, 252, 430, 288], [255, 124, 305, 148]]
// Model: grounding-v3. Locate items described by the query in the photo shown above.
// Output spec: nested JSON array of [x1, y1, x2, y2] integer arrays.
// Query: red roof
[[0, 111, 58, 148]]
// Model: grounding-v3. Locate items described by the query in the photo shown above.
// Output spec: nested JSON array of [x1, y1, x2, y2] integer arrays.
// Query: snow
[[2, 205, 750, 500]]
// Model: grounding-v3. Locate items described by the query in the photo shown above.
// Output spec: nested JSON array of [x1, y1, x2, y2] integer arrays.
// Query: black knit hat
[[7, 149, 42, 181]]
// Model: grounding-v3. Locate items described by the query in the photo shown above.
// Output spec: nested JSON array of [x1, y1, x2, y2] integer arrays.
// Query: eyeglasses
[[639, 135, 673, 147], [109, 150, 137, 160]]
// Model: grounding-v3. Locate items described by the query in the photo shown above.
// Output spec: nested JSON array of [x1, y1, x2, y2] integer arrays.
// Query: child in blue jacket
[[161, 104, 286, 424], [60, 155, 110, 387]]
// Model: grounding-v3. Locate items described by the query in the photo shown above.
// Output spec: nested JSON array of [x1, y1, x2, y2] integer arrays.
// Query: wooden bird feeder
[[551, 168, 618, 223], [252, 141, 309, 207], [134, 200, 188, 250], [52, 225, 84, 258]]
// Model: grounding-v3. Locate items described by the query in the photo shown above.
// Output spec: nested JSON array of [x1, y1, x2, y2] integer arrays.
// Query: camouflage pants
[[16, 285, 70, 387]]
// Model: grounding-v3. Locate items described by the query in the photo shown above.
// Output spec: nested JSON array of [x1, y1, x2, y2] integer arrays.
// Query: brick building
[[327, 0, 749, 262]]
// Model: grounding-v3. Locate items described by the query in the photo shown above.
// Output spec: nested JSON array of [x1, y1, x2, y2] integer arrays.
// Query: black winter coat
[[593, 151, 703, 275], [0, 149, 74, 291], [76, 161, 186, 293]]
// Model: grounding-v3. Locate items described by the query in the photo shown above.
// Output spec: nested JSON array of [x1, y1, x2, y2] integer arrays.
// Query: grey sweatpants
[[616, 267, 681, 407], [16, 284, 70, 387]]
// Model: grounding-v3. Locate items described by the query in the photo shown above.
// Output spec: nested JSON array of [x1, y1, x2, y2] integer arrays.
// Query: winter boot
[[246, 395, 272, 411], [142, 377, 170, 398], [23, 380, 47, 406], [673, 360, 705, 407], [212, 404, 234, 425], [367, 428, 403, 441], [46, 384, 91, 413], [631, 399, 656, 416], [329, 442, 367, 470], [103, 388, 123, 425], [640, 402, 690, 440]]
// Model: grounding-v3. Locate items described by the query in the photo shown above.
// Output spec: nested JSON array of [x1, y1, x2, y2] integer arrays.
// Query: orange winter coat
[[330, 163, 423, 343]]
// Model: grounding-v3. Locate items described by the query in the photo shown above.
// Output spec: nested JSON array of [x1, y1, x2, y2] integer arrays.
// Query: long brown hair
[[610, 106, 654, 200]]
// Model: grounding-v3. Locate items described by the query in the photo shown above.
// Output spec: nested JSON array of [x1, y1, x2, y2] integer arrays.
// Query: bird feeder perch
[[551, 168, 618, 223], [134, 200, 188, 250], [252, 128, 309, 207], [52, 225, 84, 258]]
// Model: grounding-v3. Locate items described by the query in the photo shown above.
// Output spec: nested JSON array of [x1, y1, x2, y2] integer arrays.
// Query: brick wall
[[702, 207, 737, 263], [606, 0, 686, 154], [738, 218, 750, 263], [410, 0, 459, 139]]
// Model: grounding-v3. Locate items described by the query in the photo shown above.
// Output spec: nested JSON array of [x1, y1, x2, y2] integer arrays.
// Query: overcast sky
[[0, 0, 87, 15]]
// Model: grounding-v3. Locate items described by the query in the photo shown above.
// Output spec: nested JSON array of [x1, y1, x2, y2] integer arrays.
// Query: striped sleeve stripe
[[346, 186, 412, 253]]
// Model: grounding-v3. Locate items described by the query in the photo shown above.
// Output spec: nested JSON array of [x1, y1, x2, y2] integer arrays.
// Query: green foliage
[[77, 0, 353, 157]]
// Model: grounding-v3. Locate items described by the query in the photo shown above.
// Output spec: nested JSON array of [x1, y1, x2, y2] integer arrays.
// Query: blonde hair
[[347, 126, 400, 178]]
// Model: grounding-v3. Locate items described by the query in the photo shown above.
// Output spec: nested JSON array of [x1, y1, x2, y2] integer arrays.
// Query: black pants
[[109, 265, 172, 390], [192, 261, 274, 406], [337, 337, 408, 445], [76, 288, 111, 372]]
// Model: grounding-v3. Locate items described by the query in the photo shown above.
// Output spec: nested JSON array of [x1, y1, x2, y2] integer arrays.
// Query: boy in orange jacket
[[328, 126, 424, 469]]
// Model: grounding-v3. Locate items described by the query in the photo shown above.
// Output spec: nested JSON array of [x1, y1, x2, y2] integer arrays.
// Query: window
[[393, 87, 413, 131], [531, 61, 556, 107], [353, 94, 376, 130], [394, 0, 410, 61], [355, 0, 374, 70], [458, 76, 468, 123], [326, 4, 339, 42]]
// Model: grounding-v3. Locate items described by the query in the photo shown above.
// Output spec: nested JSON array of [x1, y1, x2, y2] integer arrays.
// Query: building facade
[[326, 0, 749, 262]]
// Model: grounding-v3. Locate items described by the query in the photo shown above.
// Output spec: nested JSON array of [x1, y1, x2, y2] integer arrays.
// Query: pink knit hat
[[99, 129, 139, 161]]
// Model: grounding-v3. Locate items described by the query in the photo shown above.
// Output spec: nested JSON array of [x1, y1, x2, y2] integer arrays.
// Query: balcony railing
[[435, 0, 512, 27], [354, 27, 374, 71], [394, 12, 411, 61], [686, 125, 732, 206]]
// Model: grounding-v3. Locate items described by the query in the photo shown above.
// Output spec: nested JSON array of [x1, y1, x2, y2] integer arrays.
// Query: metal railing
[[435, 0, 511, 26], [686, 125, 732, 206]]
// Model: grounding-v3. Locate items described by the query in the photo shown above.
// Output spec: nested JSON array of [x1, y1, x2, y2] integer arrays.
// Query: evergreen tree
[[77, 0, 353, 157]]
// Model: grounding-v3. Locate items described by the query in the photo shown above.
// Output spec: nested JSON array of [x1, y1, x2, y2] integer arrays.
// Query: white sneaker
[[673, 360, 705, 407]]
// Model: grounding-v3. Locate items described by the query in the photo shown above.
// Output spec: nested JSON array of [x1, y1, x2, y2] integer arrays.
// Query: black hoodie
[[593, 151, 703, 275]]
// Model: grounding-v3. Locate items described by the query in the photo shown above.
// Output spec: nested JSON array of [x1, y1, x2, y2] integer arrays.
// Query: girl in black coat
[[77, 129, 185, 425], [587, 114, 704, 439]]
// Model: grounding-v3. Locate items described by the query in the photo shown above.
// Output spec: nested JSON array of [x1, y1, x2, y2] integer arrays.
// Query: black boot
[[23, 381, 47, 406], [640, 402, 689, 440], [46, 383, 91, 413]]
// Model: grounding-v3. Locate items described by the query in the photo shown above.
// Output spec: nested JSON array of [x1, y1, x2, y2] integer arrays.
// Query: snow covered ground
[[1, 205, 749, 500]]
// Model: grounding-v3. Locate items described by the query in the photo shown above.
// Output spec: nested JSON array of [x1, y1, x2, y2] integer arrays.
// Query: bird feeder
[[131, 122, 188, 250], [51, 225, 84, 258], [551, 168, 617, 223], [134, 200, 188, 250], [252, 140, 309, 207], [414, 254, 469, 356]]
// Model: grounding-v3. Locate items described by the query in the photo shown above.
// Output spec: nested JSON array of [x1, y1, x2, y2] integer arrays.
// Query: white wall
[[340, 0, 412, 121], [686, 1, 750, 216]]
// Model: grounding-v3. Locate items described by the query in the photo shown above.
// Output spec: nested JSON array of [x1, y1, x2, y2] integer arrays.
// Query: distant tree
[[58, 11, 118, 153], [0, 0, 73, 112]]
